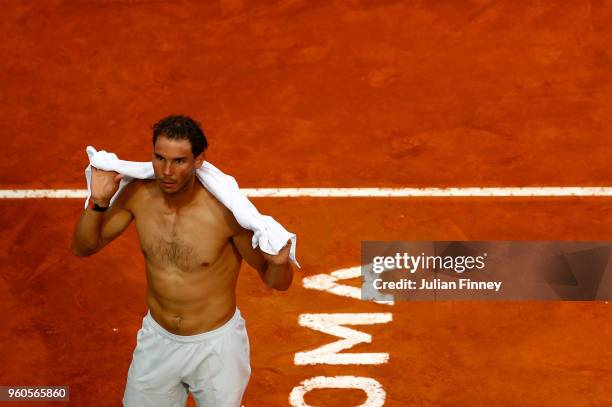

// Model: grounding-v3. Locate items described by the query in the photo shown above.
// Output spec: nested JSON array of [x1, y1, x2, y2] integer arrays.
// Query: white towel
[[83, 146, 299, 267]]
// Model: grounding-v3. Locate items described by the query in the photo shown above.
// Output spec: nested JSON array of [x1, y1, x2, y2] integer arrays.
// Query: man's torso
[[125, 179, 243, 335]]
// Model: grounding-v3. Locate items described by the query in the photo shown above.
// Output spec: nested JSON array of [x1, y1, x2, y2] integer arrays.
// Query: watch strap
[[92, 202, 109, 212]]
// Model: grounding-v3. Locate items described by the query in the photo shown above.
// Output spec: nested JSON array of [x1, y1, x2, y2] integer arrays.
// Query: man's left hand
[[262, 240, 291, 266]]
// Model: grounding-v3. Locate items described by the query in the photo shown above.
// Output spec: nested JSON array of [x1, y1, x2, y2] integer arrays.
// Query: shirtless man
[[71, 115, 293, 407]]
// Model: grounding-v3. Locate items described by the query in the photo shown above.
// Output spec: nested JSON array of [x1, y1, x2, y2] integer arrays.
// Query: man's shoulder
[[121, 178, 155, 194], [127, 178, 156, 188], [196, 185, 243, 234], [198, 184, 230, 212], [117, 179, 157, 207]]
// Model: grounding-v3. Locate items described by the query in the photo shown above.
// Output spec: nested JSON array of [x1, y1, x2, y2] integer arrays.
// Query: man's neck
[[162, 175, 200, 210]]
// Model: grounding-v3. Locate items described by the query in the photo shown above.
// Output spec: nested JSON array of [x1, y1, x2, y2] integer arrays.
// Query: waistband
[[144, 307, 242, 344]]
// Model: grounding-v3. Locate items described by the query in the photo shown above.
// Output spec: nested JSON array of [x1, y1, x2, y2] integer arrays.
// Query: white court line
[[1, 187, 612, 198]]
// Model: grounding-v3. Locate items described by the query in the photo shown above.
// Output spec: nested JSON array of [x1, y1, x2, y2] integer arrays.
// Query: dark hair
[[152, 115, 208, 157]]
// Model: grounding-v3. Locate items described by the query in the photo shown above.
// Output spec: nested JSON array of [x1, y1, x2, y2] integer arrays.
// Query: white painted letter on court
[[289, 376, 385, 407], [302, 266, 394, 305], [294, 313, 392, 365]]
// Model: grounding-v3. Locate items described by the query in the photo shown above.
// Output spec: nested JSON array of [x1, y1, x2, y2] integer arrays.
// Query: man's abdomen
[[144, 242, 242, 335]]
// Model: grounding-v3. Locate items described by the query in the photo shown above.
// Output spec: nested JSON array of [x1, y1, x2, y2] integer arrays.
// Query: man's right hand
[[91, 167, 123, 207]]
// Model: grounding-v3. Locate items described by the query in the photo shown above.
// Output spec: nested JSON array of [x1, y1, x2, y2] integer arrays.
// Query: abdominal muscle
[[145, 242, 242, 336]]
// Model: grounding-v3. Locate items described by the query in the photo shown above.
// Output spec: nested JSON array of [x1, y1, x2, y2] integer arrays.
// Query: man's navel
[[172, 315, 182, 330]]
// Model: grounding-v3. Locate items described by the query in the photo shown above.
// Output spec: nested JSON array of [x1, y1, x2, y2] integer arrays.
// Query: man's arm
[[231, 230, 293, 291], [71, 168, 134, 257]]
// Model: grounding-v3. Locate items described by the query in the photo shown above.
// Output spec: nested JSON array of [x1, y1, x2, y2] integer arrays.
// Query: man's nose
[[163, 162, 173, 175]]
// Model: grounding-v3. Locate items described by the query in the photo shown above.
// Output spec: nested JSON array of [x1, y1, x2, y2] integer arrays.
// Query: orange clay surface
[[1, 1, 612, 406]]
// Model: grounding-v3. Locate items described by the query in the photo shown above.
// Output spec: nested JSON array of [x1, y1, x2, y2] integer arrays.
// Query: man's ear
[[194, 150, 206, 168]]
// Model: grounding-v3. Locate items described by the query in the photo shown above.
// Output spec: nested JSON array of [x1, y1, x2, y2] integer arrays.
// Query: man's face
[[152, 135, 204, 194]]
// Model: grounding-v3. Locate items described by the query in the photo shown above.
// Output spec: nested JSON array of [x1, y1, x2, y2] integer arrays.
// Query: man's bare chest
[[132, 204, 234, 271]]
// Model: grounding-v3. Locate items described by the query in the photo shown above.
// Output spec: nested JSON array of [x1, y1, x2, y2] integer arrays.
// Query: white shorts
[[123, 308, 251, 407]]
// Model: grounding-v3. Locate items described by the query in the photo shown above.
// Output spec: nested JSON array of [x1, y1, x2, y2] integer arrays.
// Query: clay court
[[2, 1, 612, 406]]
